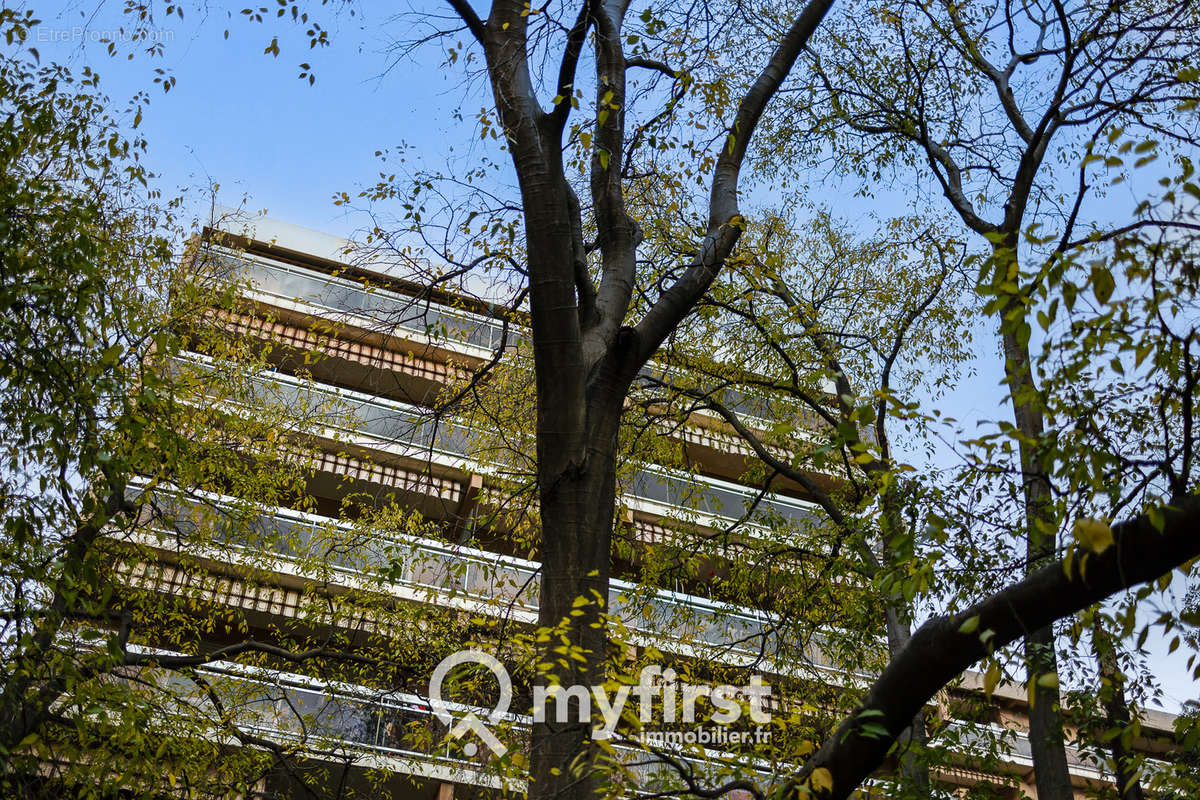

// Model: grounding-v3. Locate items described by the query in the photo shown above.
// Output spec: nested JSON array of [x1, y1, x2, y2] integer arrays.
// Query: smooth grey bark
[[883, 605, 930, 794], [997, 267, 1076, 800]]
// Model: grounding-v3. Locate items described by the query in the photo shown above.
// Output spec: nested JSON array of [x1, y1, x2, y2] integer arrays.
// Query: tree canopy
[[0, 10, 449, 796]]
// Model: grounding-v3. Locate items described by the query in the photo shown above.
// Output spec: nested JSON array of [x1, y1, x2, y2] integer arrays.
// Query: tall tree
[[763, 2, 1200, 796], [70, 0, 1200, 797], [422, 4, 838, 800], [644, 209, 973, 795]]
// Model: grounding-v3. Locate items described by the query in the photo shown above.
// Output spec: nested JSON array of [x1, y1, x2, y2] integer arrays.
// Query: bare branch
[[634, 0, 836, 362]]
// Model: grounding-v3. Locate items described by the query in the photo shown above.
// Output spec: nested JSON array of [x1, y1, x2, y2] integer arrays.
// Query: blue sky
[[33, 0, 467, 234], [23, 1, 1197, 712]]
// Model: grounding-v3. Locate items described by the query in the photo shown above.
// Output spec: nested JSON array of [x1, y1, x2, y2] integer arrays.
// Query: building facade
[[117, 213, 1183, 800]]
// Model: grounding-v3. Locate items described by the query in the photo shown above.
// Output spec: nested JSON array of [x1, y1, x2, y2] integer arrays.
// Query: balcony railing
[[212, 248, 516, 352], [220, 365, 821, 536], [136, 490, 849, 675], [630, 467, 817, 533], [216, 248, 828, 437], [210, 666, 483, 772], [245, 367, 477, 463], [171, 345, 820, 537], [163, 656, 1147, 793], [178, 656, 780, 792], [940, 719, 1170, 782]]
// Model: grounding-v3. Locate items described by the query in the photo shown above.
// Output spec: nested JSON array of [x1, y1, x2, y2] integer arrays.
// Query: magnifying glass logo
[[428, 650, 512, 757]]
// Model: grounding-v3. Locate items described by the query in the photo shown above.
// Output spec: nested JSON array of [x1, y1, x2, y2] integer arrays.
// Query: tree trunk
[[884, 606, 930, 795], [530, 384, 629, 800], [995, 241, 1075, 800], [1093, 629, 1146, 800], [880, 487, 931, 795], [532, 464, 617, 800], [509, 147, 640, 800], [1024, 623, 1074, 800]]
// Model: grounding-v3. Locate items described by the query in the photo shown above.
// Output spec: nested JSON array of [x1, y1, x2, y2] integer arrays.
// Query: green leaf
[[1073, 518, 1114, 554], [1036, 672, 1059, 689], [984, 665, 1001, 695], [1091, 265, 1115, 304]]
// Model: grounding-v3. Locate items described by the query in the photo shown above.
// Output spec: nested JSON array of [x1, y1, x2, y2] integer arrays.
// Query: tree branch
[[549, 0, 595, 131], [584, 0, 640, 368], [633, 0, 836, 363], [625, 56, 677, 78], [445, 0, 486, 44], [1065, 218, 1200, 250], [790, 492, 1200, 800]]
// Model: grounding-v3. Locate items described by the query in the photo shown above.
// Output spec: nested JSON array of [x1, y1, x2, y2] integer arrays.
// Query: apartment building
[[118, 213, 1183, 800]]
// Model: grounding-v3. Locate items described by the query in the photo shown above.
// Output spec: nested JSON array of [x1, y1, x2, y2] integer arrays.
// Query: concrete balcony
[[142, 653, 1158, 797], [216, 364, 821, 541], [153, 653, 778, 794], [211, 247, 515, 360], [174, 345, 822, 543], [130, 489, 847, 678], [213, 247, 828, 459]]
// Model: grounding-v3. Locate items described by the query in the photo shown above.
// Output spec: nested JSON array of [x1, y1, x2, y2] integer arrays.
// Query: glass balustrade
[[186, 661, 1135, 791], [216, 249, 828, 435], [202, 668, 479, 769], [193, 661, 776, 789], [639, 365, 819, 430], [944, 720, 1118, 776], [136, 490, 806, 665], [180, 352, 819, 536], [213, 248, 517, 352], [246, 372, 818, 534], [248, 370, 475, 460], [630, 468, 817, 532], [140, 490, 540, 614]]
